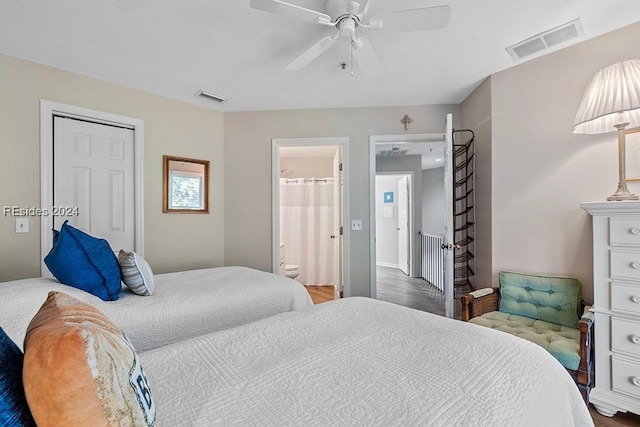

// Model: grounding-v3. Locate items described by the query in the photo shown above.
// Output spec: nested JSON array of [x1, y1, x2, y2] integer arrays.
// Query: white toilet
[[285, 264, 299, 280], [280, 243, 300, 281]]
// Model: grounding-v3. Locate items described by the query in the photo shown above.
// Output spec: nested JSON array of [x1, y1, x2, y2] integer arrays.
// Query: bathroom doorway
[[271, 137, 349, 299]]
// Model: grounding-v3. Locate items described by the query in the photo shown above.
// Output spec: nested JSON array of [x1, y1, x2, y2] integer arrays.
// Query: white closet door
[[53, 117, 135, 252]]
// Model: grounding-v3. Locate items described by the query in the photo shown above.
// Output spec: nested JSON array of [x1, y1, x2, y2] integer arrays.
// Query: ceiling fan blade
[[353, 37, 383, 77], [356, 0, 371, 19], [249, 0, 331, 25], [372, 5, 451, 31], [286, 35, 338, 71]]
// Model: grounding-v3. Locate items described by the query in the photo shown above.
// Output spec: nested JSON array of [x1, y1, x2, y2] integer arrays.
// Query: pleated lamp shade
[[573, 59, 640, 134]]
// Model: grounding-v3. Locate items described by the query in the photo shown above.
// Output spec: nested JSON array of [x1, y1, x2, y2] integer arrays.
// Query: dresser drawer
[[611, 218, 640, 245], [612, 283, 640, 315], [612, 357, 640, 399], [612, 317, 640, 356], [611, 250, 640, 280]]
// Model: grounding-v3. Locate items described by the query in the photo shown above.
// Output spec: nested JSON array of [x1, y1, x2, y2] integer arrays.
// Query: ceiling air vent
[[377, 147, 409, 156], [198, 90, 227, 103], [506, 18, 584, 61]]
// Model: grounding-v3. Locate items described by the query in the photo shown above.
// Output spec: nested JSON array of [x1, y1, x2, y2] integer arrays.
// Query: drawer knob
[[632, 335, 640, 345], [631, 262, 640, 269], [631, 227, 640, 235], [634, 377, 640, 387], [632, 296, 640, 304]]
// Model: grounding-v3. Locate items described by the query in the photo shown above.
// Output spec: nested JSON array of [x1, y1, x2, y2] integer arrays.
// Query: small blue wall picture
[[384, 192, 394, 203]]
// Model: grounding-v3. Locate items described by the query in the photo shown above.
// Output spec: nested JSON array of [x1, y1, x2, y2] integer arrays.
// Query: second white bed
[[0, 266, 313, 351]]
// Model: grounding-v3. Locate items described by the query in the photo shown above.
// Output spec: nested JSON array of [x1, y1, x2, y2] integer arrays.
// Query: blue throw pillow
[[44, 220, 121, 301], [0, 327, 36, 427]]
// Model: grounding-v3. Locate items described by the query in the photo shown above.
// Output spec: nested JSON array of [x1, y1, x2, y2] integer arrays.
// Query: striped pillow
[[117, 250, 154, 296]]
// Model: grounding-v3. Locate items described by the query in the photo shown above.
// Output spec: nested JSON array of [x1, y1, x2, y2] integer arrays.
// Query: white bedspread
[[0, 266, 312, 351], [141, 297, 593, 427]]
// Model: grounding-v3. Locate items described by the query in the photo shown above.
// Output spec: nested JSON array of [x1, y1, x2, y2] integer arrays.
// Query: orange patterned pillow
[[22, 291, 155, 426]]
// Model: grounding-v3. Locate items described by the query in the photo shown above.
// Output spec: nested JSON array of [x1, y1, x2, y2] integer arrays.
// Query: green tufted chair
[[461, 271, 594, 404]]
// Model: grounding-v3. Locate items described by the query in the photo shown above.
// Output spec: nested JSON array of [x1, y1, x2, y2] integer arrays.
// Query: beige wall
[[489, 21, 640, 304], [0, 54, 225, 281], [459, 77, 492, 290], [280, 157, 333, 179], [224, 105, 459, 297]]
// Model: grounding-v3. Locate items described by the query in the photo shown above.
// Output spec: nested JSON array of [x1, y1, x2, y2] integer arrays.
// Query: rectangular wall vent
[[376, 149, 409, 156], [199, 90, 227, 103], [506, 18, 584, 61]]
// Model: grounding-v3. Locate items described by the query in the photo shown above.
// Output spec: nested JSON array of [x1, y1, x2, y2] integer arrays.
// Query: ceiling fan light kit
[[250, 0, 451, 76]]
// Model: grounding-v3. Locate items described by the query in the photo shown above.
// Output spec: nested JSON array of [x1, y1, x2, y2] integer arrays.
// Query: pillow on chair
[[44, 220, 121, 301], [498, 271, 581, 328], [23, 291, 155, 427], [0, 328, 35, 427]]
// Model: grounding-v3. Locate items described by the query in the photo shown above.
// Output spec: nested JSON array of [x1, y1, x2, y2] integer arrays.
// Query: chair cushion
[[469, 311, 580, 370], [499, 271, 581, 328]]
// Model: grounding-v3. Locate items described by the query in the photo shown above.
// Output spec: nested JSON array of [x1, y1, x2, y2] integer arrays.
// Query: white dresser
[[582, 201, 640, 417]]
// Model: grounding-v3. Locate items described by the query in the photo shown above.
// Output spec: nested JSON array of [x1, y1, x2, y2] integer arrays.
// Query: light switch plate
[[15, 218, 29, 233], [351, 220, 362, 231]]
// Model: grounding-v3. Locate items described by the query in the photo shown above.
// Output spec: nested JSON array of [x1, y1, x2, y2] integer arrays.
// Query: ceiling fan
[[249, 0, 451, 76]]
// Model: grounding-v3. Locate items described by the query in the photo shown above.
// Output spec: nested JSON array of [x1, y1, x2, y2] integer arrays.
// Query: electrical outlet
[[15, 218, 29, 233], [351, 220, 362, 231]]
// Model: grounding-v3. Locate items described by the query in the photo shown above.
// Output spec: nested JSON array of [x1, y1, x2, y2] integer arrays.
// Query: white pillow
[[117, 250, 154, 296]]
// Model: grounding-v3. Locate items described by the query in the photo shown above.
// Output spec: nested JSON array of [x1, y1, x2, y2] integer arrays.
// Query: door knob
[[441, 243, 461, 251], [330, 235, 336, 239]]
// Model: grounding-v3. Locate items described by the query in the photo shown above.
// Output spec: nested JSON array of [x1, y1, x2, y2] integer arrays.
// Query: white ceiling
[[1, 1, 639, 112]]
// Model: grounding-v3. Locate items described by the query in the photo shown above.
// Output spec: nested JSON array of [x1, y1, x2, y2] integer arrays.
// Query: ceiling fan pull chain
[[350, 41, 354, 77]]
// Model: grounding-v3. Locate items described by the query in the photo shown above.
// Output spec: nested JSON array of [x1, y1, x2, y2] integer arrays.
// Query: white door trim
[[271, 137, 350, 297], [40, 100, 144, 276], [369, 133, 444, 299]]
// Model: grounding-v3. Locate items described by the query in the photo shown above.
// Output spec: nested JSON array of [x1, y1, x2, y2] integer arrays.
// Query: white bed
[[141, 297, 593, 427], [0, 266, 312, 351]]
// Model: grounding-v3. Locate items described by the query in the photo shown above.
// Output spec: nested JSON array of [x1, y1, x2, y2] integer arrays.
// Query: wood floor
[[375, 265, 447, 316], [304, 285, 335, 304], [590, 405, 640, 427]]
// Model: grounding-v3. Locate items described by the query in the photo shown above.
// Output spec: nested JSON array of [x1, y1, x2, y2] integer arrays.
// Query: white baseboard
[[376, 261, 399, 268]]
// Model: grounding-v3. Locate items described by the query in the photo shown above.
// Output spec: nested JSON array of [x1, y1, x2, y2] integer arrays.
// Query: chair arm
[[461, 287, 499, 321], [576, 307, 594, 387]]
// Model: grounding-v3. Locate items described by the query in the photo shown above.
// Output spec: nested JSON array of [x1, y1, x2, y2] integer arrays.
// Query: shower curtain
[[280, 178, 335, 286]]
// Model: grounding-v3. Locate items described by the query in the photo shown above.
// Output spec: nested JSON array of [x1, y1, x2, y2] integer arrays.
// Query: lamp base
[[607, 182, 640, 201]]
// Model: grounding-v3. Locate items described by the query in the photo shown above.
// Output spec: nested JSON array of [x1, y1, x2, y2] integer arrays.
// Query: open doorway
[[374, 173, 413, 275], [369, 131, 453, 316], [272, 137, 349, 301]]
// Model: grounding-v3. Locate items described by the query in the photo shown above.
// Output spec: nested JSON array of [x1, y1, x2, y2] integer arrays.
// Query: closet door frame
[[40, 100, 144, 276]]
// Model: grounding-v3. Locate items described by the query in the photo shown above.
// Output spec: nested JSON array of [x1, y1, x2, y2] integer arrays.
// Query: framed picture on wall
[[626, 127, 640, 181]]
